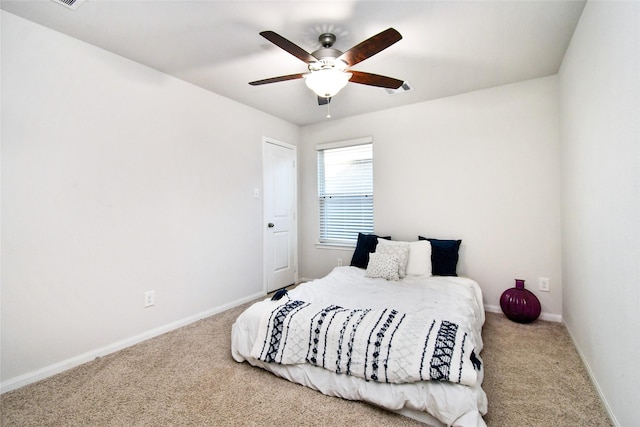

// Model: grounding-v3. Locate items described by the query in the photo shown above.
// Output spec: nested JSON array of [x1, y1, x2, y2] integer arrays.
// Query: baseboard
[[563, 323, 619, 427], [484, 304, 563, 323], [0, 291, 265, 394]]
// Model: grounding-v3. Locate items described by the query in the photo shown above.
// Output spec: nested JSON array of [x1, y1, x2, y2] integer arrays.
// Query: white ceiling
[[1, 0, 586, 126]]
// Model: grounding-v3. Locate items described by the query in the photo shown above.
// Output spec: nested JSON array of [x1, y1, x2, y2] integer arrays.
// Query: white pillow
[[406, 240, 432, 276], [365, 252, 400, 281], [375, 239, 410, 278]]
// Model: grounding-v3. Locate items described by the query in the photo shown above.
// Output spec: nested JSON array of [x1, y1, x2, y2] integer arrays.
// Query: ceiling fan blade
[[317, 96, 331, 105], [349, 70, 404, 89], [338, 28, 402, 67], [249, 73, 307, 86], [260, 31, 317, 64]]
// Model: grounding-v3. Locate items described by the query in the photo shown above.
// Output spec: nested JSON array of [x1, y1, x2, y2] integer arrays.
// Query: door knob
[[267, 222, 275, 228]]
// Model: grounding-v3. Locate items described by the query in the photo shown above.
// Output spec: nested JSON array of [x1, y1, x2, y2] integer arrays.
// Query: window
[[317, 137, 373, 245]]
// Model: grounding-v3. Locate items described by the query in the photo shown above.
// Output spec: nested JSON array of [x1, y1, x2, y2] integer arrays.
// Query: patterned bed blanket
[[251, 298, 481, 386]]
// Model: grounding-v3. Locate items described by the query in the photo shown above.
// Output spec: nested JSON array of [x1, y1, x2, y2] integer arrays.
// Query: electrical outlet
[[539, 278, 550, 292], [337, 257, 343, 266], [144, 290, 155, 307]]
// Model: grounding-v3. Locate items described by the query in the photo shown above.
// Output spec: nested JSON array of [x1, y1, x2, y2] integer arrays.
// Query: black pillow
[[418, 236, 462, 276], [350, 233, 391, 269]]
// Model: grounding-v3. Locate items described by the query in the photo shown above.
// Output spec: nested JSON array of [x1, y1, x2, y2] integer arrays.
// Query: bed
[[231, 237, 487, 427]]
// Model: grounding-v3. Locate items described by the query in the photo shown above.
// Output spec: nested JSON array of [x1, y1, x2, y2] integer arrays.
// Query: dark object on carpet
[[271, 289, 288, 301]]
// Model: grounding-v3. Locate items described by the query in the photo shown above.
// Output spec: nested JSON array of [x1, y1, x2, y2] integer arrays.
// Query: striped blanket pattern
[[251, 299, 479, 386]]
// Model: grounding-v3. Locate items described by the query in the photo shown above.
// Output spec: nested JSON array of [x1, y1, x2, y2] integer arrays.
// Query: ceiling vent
[[51, 0, 86, 10], [384, 81, 413, 96]]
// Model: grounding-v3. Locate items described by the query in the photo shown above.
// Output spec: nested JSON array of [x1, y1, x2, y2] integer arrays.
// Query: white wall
[[299, 76, 563, 318], [558, 2, 640, 426], [0, 12, 298, 389]]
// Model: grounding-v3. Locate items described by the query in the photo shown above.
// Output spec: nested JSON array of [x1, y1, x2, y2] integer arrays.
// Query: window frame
[[316, 136, 374, 248]]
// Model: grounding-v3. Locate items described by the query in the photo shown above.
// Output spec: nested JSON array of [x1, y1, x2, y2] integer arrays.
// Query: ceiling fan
[[249, 28, 404, 105]]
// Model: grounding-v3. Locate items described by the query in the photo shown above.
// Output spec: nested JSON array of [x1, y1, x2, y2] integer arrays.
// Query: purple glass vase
[[500, 279, 541, 323]]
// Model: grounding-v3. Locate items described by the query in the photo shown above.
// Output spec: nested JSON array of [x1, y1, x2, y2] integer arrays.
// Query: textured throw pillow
[[365, 252, 400, 281], [406, 240, 432, 276], [376, 239, 410, 278], [350, 233, 391, 269], [418, 236, 462, 276]]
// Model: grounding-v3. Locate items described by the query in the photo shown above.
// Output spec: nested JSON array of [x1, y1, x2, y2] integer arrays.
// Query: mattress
[[231, 266, 488, 426]]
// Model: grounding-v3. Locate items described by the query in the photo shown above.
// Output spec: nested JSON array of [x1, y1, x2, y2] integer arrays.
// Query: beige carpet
[[1, 299, 612, 426]]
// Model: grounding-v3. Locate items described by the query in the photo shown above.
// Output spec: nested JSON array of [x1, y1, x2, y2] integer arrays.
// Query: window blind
[[317, 143, 373, 244]]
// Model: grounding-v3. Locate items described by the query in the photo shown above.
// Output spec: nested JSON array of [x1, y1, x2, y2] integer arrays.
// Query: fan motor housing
[[308, 57, 348, 72], [311, 47, 343, 61]]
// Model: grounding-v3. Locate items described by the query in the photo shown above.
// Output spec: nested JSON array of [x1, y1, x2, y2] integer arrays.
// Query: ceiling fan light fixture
[[250, 28, 403, 105], [304, 69, 352, 98]]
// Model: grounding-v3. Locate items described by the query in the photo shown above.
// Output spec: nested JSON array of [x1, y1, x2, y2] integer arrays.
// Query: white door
[[263, 139, 297, 292]]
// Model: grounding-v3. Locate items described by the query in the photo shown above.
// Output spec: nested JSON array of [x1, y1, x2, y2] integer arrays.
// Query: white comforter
[[231, 266, 488, 427]]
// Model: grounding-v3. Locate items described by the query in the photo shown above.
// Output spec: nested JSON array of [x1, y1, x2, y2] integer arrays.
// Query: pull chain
[[326, 100, 331, 119]]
